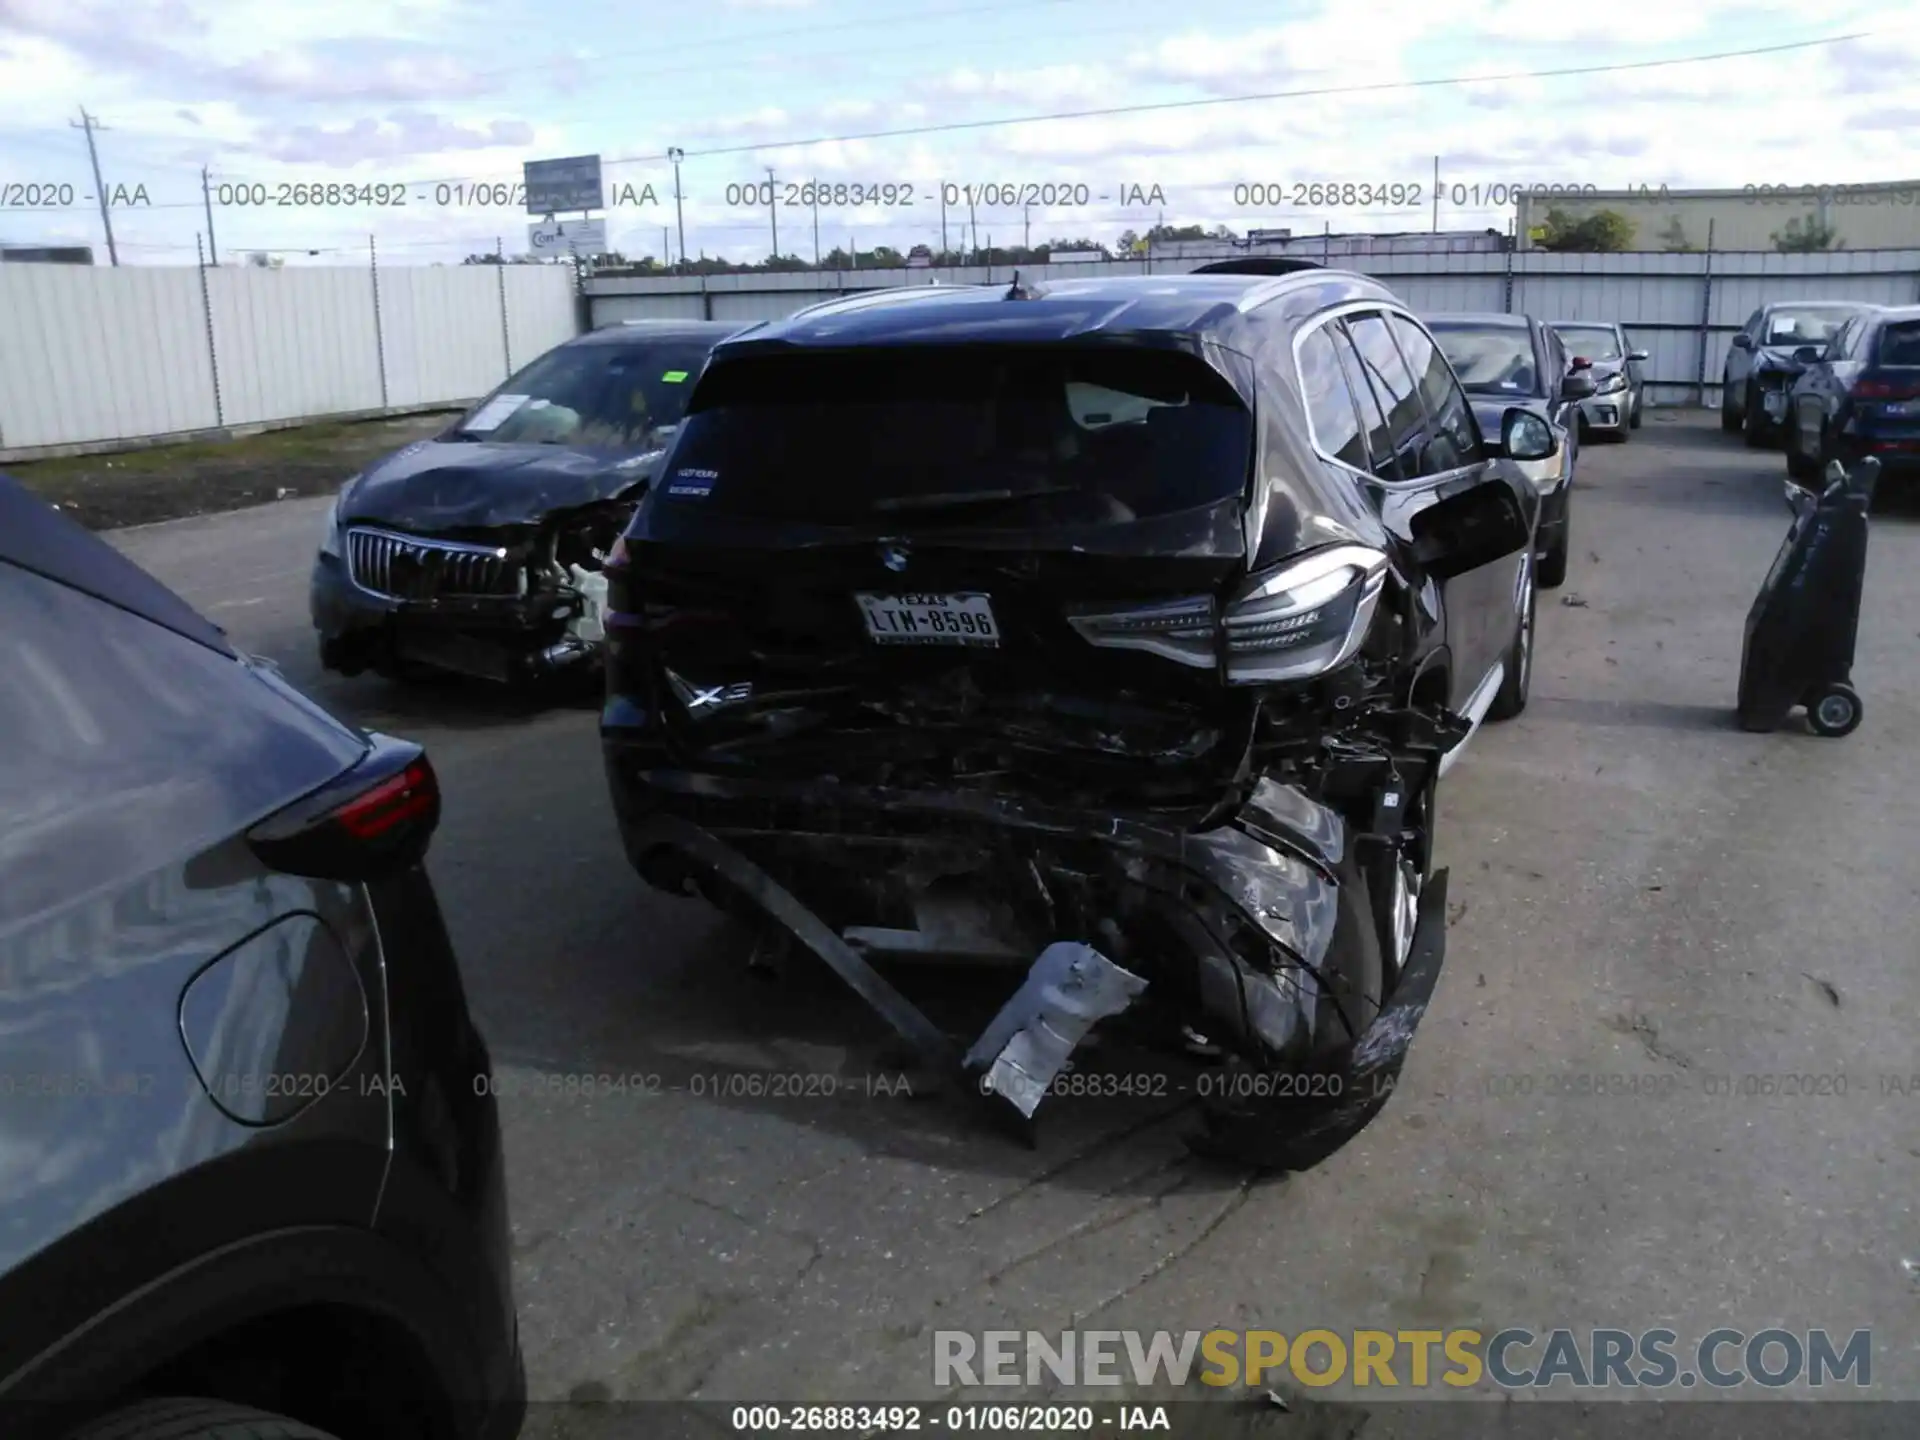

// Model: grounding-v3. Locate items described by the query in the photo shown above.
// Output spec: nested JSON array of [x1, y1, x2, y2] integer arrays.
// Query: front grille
[[345, 527, 523, 602]]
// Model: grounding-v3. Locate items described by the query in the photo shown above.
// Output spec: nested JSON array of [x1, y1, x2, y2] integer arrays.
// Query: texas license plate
[[856, 592, 1000, 647]]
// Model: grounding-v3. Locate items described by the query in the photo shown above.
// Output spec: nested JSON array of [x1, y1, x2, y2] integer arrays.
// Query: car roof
[[1427, 313, 1534, 329], [0, 472, 235, 656], [572, 318, 752, 346], [715, 270, 1400, 355], [1871, 304, 1920, 322], [1549, 319, 1622, 329], [1763, 300, 1871, 311]]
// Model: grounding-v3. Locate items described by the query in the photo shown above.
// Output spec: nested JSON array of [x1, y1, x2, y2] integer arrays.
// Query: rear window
[[1878, 321, 1920, 366], [0, 564, 365, 930], [660, 347, 1253, 526]]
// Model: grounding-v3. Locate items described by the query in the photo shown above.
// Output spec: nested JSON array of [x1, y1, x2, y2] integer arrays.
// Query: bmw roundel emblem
[[881, 543, 910, 573]]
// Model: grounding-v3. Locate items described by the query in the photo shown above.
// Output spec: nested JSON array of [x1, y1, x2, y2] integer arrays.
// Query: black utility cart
[[1737, 456, 1879, 737]]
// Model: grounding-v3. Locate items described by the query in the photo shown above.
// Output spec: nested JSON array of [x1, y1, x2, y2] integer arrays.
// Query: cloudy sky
[[1, 0, 1914, 266]]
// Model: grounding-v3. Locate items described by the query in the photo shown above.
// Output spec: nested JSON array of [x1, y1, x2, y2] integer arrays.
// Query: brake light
[[1854, 378, 1920, 399], [333, 759, 437, 839], [1064, 545, 1390, 684], [247, 737, 441, 881]]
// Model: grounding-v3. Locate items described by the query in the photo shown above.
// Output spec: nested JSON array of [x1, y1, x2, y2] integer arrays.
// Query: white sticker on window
[[464, 394, 531, 432]]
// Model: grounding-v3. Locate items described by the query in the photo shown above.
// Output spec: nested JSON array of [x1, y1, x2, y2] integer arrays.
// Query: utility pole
[[72, 107, 118, 266], [667, 148, 687, 274], [1023, 202, 1031, 253], [662, 225, 670, 269], [765, 167, 779, 262], [1432, 156, 1440, 233], [201, 165, 219, 265], [812, 185, 821, 269], [940, 187, 949, 257], [968, 198, 978, 261]]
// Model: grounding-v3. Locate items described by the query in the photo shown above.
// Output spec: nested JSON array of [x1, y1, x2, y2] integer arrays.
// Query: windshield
[[662, 347, 1252, 526], [455, 340, 717, 447], [1428, 325, 1541, 396], [1552, 325, 1623, 361], [1764, 309, 1855, 347]]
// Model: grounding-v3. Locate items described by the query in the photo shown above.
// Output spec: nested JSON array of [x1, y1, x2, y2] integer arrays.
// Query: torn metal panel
[[963, 943, 1149, 1119], [630, 812, 958, 1070]]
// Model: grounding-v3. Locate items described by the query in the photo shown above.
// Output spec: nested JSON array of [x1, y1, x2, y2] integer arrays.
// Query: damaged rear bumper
[[603, 744, 1448, 1169]]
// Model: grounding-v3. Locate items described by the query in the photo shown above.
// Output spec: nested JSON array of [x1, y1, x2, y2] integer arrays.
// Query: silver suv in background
[[1549, 320, 1648, 440]]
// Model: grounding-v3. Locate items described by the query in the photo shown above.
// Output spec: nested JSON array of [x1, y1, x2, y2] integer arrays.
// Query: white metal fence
[[586, 249, 1920, 407], [0, 262, 581, 459]]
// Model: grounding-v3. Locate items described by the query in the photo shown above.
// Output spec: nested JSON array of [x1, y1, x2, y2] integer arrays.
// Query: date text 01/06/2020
[[729, 1404, 1171, 1433], [720, 181, 1169, 209]]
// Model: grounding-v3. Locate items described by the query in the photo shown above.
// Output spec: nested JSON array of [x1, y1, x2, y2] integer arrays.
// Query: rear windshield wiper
[[870, 484, 1080, 513]]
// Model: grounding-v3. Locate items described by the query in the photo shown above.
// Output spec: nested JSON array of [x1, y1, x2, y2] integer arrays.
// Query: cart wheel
[[1806, 684, 1862, 738]]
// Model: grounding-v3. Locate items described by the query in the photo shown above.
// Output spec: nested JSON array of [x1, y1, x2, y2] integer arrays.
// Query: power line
[[188, 25, 1882, 195]]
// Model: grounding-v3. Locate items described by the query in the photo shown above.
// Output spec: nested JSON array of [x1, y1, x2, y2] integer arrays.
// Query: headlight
[[319, 473, 362, 557], [1596, 372, 1628, 395]]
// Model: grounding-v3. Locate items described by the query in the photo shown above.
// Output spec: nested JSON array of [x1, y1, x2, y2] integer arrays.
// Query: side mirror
[[1496, 407, 1559, 462], [1628, 349, 1650, 362], [1792, 344, 1825, 365], [1410, 473, 1533, 580], [1730, 333, 1753, 351], [1562, 372, 1597, 400]]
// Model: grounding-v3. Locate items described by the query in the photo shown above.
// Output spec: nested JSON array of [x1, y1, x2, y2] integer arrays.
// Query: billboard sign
[[524, 154, 604, 215]]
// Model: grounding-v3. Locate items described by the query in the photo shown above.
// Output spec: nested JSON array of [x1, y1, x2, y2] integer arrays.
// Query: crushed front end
[[313, 500, 628, 684]]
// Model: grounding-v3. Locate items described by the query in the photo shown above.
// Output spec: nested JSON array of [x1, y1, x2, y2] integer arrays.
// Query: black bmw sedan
[[311, 317, 747, 686]]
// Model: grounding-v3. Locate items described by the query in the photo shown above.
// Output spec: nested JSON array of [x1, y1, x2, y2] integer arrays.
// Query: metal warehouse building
[[1515, 181, 1920, 252]]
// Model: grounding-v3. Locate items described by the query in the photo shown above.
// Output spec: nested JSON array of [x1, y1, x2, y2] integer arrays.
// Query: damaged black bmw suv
[[600, 271, 1555, 1169]]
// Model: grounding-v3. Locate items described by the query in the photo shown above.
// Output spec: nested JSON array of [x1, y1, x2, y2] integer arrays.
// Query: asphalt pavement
[[110, 413, 1920, 1418]]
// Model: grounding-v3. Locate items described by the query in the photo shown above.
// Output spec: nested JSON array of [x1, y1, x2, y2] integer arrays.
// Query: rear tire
[[62, 1398, 342, 1440], [1720, 377, 1740, 432], [1630, 392, 1644, 429], [1537, 495, 1570, 589], [1487, 558, 1536, 722]]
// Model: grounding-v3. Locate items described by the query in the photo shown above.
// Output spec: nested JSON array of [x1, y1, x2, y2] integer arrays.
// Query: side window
[[1389, 314, 1481, 475], [1345, 313, 1425, 480], [1332, 319, 1399, 481], [1297, 324, 1370, 471]]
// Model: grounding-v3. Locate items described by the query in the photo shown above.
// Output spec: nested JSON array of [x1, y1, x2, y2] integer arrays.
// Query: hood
[[1753, 345, 1816, 372], [339, 437, 671, 532]]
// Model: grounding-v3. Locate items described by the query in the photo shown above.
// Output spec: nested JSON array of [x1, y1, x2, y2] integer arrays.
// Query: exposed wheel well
[[1409, 656, 1451, 712], [100, 1304, 458, 1440]]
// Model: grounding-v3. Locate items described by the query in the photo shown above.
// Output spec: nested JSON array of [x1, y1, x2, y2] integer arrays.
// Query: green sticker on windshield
[[662, 369, 689, 382]]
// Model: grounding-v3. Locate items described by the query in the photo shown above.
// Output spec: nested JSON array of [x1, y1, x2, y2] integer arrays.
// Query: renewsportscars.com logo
[[933, 1328, 1872, 1391]]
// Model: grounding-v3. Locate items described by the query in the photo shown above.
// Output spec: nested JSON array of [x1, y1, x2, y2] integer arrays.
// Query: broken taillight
[[1853, 378, 1920, 400], [247, 735, 442, 881]]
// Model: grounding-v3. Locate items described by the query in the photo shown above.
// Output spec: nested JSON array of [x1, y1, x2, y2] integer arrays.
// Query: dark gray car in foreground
[[1, 477, 522, 1440], [1426, 313, 1594, 588], [602, 269, 1557, 1171]]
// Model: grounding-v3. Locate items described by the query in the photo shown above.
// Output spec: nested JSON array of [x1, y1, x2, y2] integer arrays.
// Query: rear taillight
[[248, 736, 441, 881], [1064, 545, 1389, 684], [1221, 545, 1389, 684], [1853, 378, 1920, 400]]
